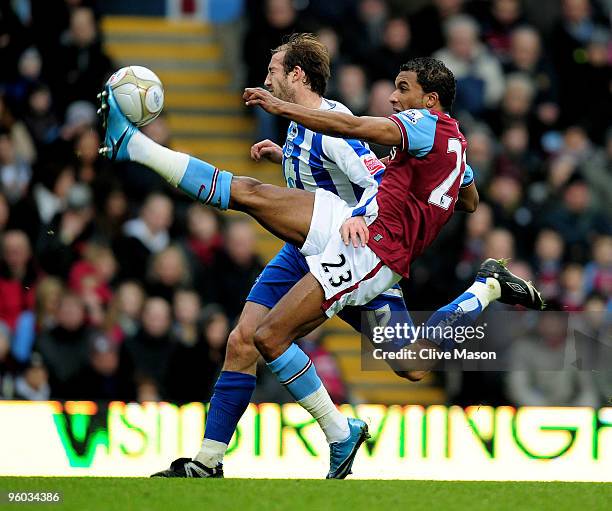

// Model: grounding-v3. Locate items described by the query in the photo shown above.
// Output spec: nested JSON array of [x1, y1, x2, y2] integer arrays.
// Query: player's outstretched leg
[[394, 258, 545, 380], [98, 87, 313, 247]]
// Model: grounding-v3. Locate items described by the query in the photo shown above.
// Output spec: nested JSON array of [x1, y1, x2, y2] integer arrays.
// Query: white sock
[[127, 131, 189, 187], [298, 385, 350, 444], [194, 438, 227, 468], [466, 278, 501, 309]]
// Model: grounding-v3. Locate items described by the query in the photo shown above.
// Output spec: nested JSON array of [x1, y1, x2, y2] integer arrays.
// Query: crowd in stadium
[[0, 0, 610, 407]]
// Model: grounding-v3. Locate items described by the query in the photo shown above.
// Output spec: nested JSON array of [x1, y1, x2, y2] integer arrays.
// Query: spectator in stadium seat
[[485, 73, 535, 141], [200, 305, 230, 386], [315, 27, 343, 99], [580, 129, 612, 210], [118, 297, 175, 397], [583, 236, 612, 297], [365, 80, 396, 157], [0, 128, 32, 206], [171, 289, 202, 347], [574, 29, 611, 143], [366, 18, 416, 83], [542, 176, 611, 262], [551, 0, 605, 128], [409, 0, 465, 56], [105, 280, 146, 344], [465, 127, 495, 187], [455, 201, 494, 282], [13, 353, 51, 401], [21, 84, 61, 150], [113, 193, 173, 283], [506, 306, 599, 407], [367, 80, 395, 118], [483, 228, 515, 261], [0, 93, 36, 165], [211, 219, 264, 321], [36, 292, 93, 398], [11, 276, 64, 365], [165, 292, 218, 403], [478, 0, 525, 60], [5, 47, 43, 110], [48, 6, 113, 112], [340, 0, 389, 67], [560, 263, 587, 311], [504, 27, 559, 130], [92, 186, 128, 245], [69, 242, 117, 327], [0, 2, 30, 85], [73, 129, 111, 186], [434, 15, 505, 117], [70, 333, 132, 401], [180, 204, 224, 302], [533, 229, 565, 302], [0, 230, 37, 331], [146, 245, 192, 303], [493, 124, 541, 184], [31, 164, 68, 221], [335, 64, 369, 117], [37, 183, 95, 279]]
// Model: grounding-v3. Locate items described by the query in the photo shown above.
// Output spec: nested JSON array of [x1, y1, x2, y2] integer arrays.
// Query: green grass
[[0, 478, 610, 511]]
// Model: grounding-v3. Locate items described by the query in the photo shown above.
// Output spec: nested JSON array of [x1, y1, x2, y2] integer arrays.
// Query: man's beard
[[271, 81, 296, 103]]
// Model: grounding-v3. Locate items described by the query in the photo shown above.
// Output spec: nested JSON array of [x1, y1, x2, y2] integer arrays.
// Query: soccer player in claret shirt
[[99, 56, 544, 478]]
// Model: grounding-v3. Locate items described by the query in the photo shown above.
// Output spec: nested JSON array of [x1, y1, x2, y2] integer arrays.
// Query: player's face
[[389, 71, 435, 112], [264, 51, 296, 103]]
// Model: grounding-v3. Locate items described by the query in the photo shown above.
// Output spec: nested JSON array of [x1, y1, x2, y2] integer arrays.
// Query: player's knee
[[226, 326, 257, 362]]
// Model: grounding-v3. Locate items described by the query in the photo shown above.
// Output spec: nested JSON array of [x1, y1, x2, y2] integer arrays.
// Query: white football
[[107, 66, 164, 127]]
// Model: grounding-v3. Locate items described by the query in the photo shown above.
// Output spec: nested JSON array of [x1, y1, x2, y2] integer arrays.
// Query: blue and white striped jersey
[[281, 98, 383, 220]]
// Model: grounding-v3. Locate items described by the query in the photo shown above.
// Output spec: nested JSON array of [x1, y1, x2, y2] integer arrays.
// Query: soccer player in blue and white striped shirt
[[172, 34, 409, 479]]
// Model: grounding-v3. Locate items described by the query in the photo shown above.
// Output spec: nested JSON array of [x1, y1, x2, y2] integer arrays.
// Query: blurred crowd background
[[0, 0, 610, 408]]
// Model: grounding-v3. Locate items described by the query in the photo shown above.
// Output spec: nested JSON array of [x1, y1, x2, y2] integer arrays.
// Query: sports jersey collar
[[319, 98, 337, 111]]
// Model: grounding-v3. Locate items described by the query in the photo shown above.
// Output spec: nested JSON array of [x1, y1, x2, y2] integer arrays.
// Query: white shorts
[[300, 189, 401, 317]]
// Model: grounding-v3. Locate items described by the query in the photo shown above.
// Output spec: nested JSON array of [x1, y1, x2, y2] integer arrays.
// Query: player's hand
[[251, 139, 283, 164], [341, 216, 369, 248], [244, 87, 284, 115]]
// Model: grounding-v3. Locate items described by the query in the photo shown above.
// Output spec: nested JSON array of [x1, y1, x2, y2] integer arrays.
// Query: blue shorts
[[247, 244, 413, 338]]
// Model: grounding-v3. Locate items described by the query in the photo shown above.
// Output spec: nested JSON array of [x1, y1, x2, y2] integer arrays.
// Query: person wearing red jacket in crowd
[[0, 230, 37, 331]]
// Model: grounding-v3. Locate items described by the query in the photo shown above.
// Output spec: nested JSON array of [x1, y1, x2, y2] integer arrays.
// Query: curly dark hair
[[400, 57, 456, 112], [272, 33, 330, 96]]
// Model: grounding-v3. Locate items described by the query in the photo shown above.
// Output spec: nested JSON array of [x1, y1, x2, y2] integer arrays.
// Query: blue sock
[[267, 343, 322, 400], [204, 371, 256, 444], [267, 343, 350, 444], [178, 156, 233, 210], [425, 285, 484, 350]]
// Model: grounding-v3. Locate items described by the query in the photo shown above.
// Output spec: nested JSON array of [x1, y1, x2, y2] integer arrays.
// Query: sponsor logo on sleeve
[[363, 156, 385, 174], [400, 109, 424, 125]]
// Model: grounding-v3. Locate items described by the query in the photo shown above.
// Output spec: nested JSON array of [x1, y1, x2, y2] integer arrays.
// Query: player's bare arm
[[244, 87, 402, 147], [456, 182, 479, 213]]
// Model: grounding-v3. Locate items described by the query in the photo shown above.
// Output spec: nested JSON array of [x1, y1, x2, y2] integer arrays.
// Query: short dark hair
[[272, 33, 330, 96], [400, 57, 456, 111]]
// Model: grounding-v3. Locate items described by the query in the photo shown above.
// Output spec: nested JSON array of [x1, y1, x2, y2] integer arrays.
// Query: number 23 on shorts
[[321, 254, 352, 288]]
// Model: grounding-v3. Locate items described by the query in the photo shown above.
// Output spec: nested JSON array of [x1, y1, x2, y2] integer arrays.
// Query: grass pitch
[[0, 478, 609, 511]]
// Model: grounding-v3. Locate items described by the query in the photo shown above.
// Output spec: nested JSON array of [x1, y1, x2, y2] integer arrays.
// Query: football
[[106, 65, 164, 127]]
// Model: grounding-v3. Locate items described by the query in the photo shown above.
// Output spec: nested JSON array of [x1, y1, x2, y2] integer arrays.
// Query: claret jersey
[[367, 108, 475, 278]]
